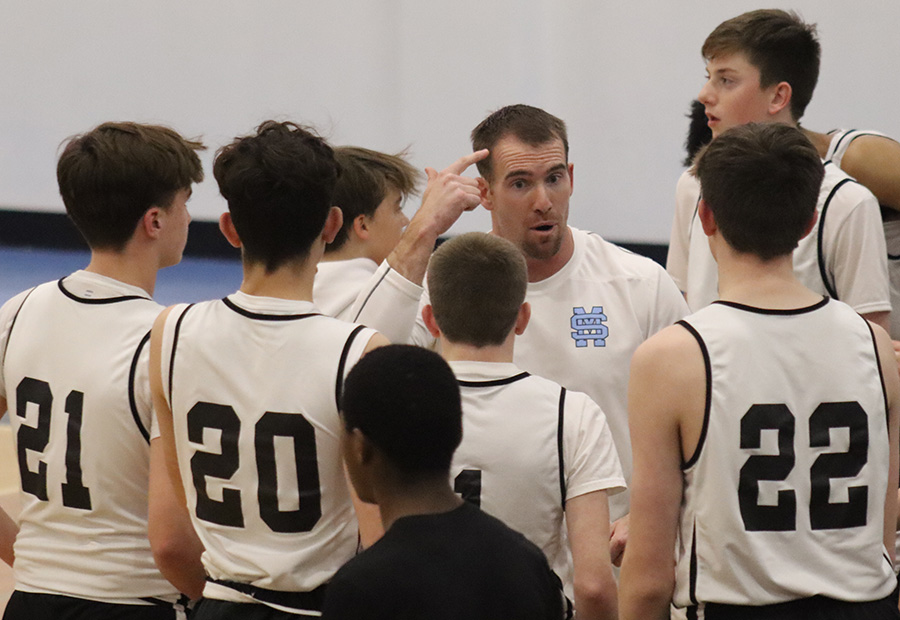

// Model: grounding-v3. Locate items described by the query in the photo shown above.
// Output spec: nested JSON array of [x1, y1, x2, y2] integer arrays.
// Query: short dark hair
[[684, 100, 712, 167], [327, 146, 422, 253], [427, 232, 527, 347], [342, 345, 462, 477], [57, 122, 204, 251], [702, 9, 820, 121], [696, 123, 823, 260], [213, 121, 340, 271], [471, 104, 568, 182]]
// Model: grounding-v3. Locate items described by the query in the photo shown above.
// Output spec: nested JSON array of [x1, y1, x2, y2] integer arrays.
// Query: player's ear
[[422, 304, 442, 338], [322, 206, 343, 244], [218, 212, 242, 248], [353, 214, 370, 241], [768, 81, 792, 117], [514, 302, 531, 335], [698, 199, 718, 237], [141, 207, 163, 240], [478, 177, 493, 211]]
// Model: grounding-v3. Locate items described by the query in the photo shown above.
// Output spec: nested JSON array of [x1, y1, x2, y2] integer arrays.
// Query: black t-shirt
[[322, 502, 566, 620]]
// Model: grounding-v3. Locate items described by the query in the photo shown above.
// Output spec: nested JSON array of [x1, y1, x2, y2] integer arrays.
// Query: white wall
[[2, 0, 898, 243]]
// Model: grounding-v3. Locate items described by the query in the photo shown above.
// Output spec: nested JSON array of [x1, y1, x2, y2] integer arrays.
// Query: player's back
[[675, 297, 895, 609], [159, 291, 375, 599], [0, 272, 177, 603]]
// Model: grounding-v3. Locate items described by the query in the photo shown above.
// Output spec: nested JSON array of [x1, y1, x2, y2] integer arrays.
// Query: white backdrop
[[1, 0, 898, 243]]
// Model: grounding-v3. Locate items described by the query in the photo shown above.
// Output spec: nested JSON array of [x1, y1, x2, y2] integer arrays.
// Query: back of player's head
[[471, 104, 569, 182], [684, 100, 713, 167], [213, 121, 340, 271], [56, 122, 204, 251], [327, 146, 422, 253], [427, 232, 527, 347], [696, 123, 823, 260], [342, 345, 462, 478], [702, 9, 820, 121]]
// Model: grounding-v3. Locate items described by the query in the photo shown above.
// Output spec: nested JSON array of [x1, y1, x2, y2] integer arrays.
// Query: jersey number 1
[[15, 377, 92, 510]]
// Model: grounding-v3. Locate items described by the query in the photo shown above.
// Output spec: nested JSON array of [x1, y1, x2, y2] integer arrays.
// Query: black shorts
[[191, 599, 309, 620], [2, 591, 186, 620], [697, 590, 900, 620]]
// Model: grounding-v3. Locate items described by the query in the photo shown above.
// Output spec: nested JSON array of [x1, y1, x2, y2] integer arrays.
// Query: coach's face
[[480, 135, 574, 274]]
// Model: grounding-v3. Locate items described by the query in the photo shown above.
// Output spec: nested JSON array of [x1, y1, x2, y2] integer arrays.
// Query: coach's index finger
[[444, 149, 489, 175]]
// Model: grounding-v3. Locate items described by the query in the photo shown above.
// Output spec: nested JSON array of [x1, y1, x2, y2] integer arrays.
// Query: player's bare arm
[[870, 321, 900, 560], [841, 136, 900, 212], [566, 490, 618, 620], [147, 306, 206, 598], [619, 324, 706, 620], [0, 396, 17, 566], [385, 150, 488, 285]]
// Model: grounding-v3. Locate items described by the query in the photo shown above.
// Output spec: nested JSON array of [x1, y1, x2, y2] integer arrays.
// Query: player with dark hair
[[148, 121, 388, 619], [314, 146, 422, 320], [424, 232, 624, 620], [0, 121, 204, 619], [351, 104, 688, 561], [683, 100, 712, 167], [322, 344, 568, 620], [667, 9, 890, 333], [621, 123, 900, 619]]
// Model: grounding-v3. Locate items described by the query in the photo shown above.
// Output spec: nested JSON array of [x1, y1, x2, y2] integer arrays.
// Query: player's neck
[[319, 238, 370, 263], [85, 249, 157, 296], [440, 336, 515, 364], [374, 480, 464, 532], [800, 127, 832, 160], [716, 250, 820, 309], [239, 258, 317, 301]]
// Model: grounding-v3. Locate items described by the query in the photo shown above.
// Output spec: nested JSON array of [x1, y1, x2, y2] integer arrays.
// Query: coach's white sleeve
[[563, 391, 627, 501]]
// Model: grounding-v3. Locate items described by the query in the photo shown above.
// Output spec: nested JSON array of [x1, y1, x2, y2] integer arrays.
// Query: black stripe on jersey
[[677, 320, 711, 470], [689, 520, 699, 606], [557, 387, 567, 508], [1, 287, 36, 364], [128, 330, 152, 442], [711, 296, 829, 316], [456, 372, 531, 388], [168, 304, 196, 406], [56, 278, 150, 304], [863, 318, 890, 431], [686, 606, 698, 620], [351, 265, 392, 322], [221, 296, 320, 321], [336, 325, 367, 411], [816, 176, 853, 301], [829, 128, 859, 159]]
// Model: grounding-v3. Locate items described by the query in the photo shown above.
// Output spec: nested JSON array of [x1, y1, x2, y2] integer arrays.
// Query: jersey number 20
[[739, 401, 869, 532]]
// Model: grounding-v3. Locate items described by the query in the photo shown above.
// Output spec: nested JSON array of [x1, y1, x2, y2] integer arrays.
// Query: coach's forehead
[[491, 135, 567, 180]]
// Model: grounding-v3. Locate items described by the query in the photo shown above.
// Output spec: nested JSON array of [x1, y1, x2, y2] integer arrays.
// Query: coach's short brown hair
[[696, 123, 823, 260], [427, 232, 527, 347], [702, 9, 820, 121], [57, 122, 204, 250]]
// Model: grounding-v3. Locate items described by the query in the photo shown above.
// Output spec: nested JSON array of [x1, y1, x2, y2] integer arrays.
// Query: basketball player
[[148, 121, 388, 619], [352, 104, 688, 560], [323, 344, 567, 619], [0, 122, 204, 619], [314, 146, 421, 320], [423, 232, 624, 619], [667, 10, 891, 333], [621, 123, 900, 619]]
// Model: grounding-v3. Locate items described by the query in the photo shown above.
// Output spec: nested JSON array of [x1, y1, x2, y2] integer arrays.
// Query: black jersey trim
[[557, 387, 567, 508], [1, 287, 36, 365], [128, 330, 152, 443], [677, 320, 711, 470], [335, 325, 367, 411], [689, 520, 699, 606], [457, 372, 531, 388], [686, 605, 698, 620], [56, 278, 150, 304], [711, 296, 829, 316], [221, 296, 320, 321], [168, 304, 196, 406], [352, 266, 391, 322], [207, 578, 326, 612], [829, 128, 859, 157], [864, 318, 891, 430], [816, 177, 854, 300]]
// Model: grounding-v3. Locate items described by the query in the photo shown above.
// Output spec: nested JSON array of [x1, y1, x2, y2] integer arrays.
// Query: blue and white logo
[[571, 306, 608, 347]]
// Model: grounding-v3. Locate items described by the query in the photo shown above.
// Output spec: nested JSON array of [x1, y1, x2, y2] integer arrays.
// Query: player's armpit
[[362, 332, 390, 355], [566, 490, 617, 620]]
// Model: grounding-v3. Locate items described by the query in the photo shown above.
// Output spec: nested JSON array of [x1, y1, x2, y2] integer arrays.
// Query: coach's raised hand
[[386, 149, 488, 284]]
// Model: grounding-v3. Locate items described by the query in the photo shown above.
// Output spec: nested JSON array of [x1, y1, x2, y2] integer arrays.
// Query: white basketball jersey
[[158, 292, 375, 601], [0, 271, 178, 604], [448, 361, 625, 596], [674, 298, 895, 611]]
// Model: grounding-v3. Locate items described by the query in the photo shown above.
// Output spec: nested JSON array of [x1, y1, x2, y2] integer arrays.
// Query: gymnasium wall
[[1, 0, 898, 248]]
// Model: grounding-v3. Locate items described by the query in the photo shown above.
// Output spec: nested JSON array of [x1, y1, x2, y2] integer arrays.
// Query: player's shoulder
[[576, 228, 668, 280], [631, 319, 702, 372], [820, 161, 875, 205], [675, 168, 701, 202]]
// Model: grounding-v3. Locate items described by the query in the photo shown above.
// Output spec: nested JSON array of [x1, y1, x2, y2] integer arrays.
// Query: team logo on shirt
[[571, 306, 608, 347]]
